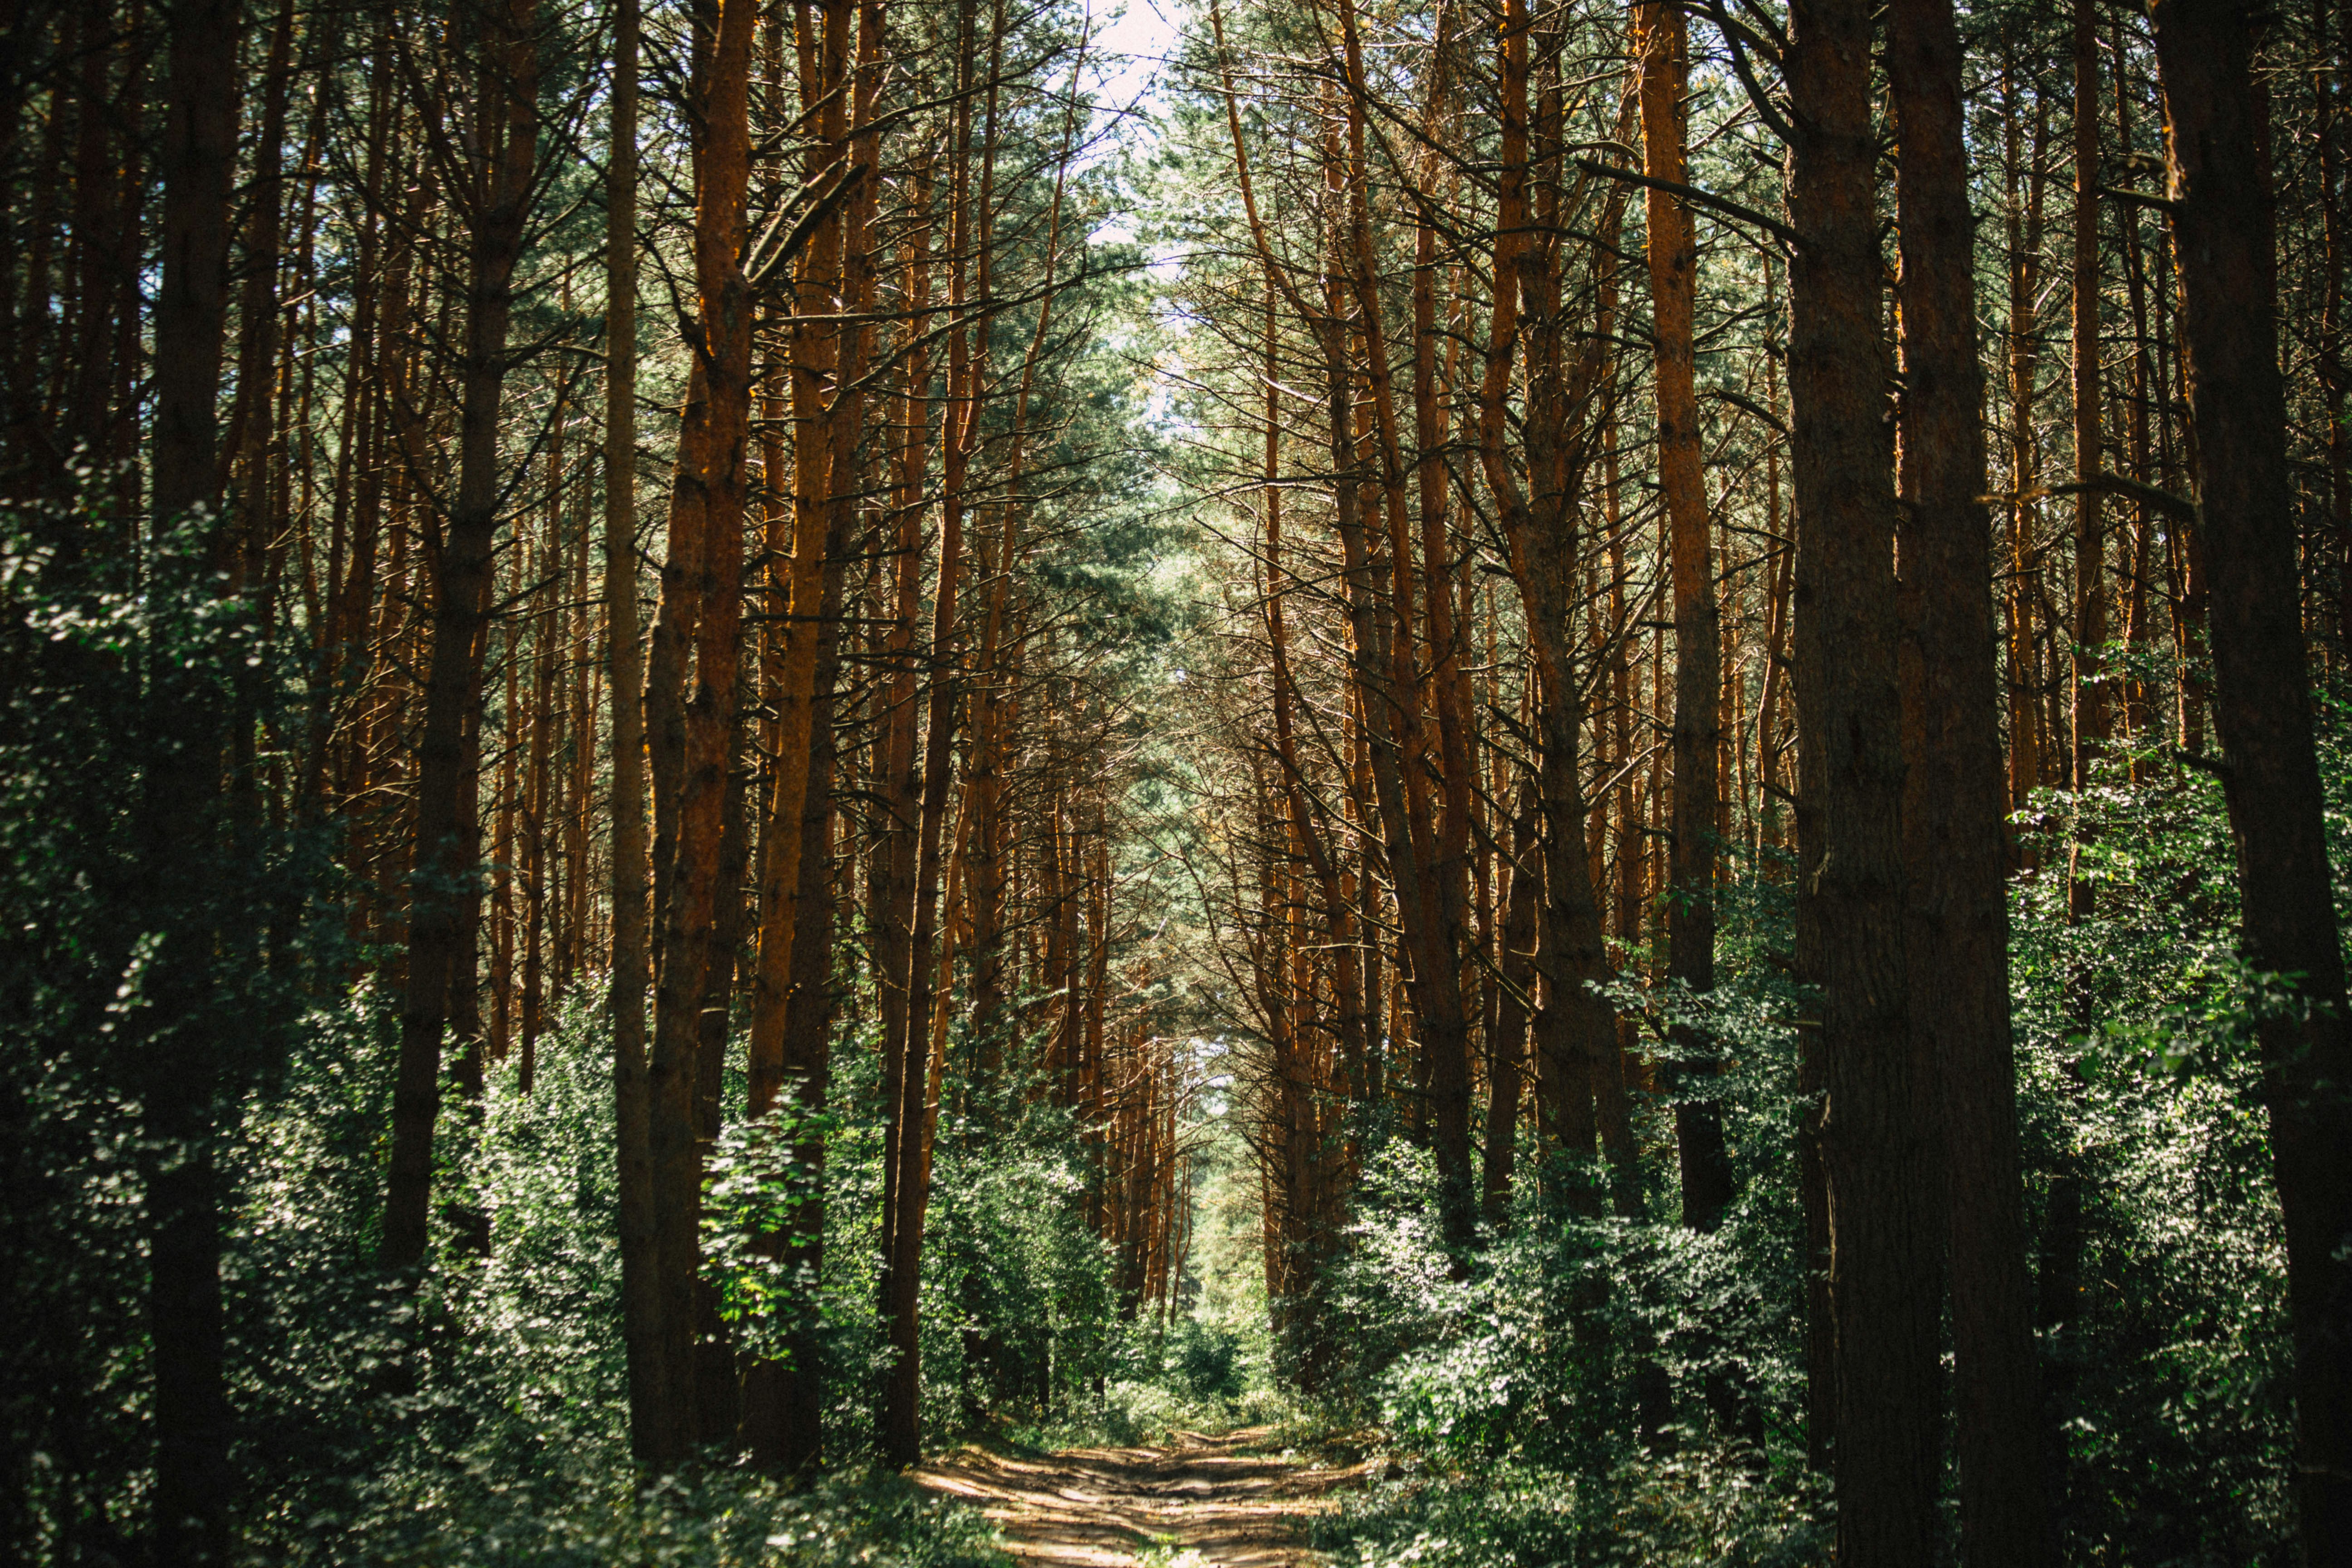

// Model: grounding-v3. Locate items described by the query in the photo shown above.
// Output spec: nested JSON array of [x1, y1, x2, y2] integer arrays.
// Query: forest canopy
[[2, 0, 2349, 1563]]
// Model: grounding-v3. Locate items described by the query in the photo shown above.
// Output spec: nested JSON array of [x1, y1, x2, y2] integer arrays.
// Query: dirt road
[[912, 1426, 1364, 1567]]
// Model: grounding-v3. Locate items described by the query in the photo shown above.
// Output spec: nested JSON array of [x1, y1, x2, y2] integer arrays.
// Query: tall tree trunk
[[523, 500, 560, 1090], [1786, 0, 1939, 1551], [1333, 0, 1475, 1243], [1481, 784, 1540, 1221], [226, 0, 298, 590], [1889, 0, 2057, 1557], [749, 0, 872, 1071], [152, 0, 235, 525], [644, 0, 755, 1462], [2041, 0, 2107, 1494], [2151, 4, 2352, 1552], [745, 0, 877, 1469], [2002, 62, 2053, 823], [381, 0, 539, 1279], [2326, 0, 2352, 657], [603, 0, 664, 1469], [146, 0, 240, 1558], [763, 533, 847, 1465], [692, 751, 751, 1449], [1475, 0, 1617, 1212], [2069, 0, 2108, 814], [1635, 0, 1735, 1236], [882, 0, 989, 1455], [868, 153, 935, 1161]]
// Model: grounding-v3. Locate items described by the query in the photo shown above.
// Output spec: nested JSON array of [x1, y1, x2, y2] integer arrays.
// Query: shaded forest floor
[[913, 1427, 1369, 1566]]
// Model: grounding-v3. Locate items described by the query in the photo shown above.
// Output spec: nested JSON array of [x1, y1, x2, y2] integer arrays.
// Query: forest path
[[912, 1426, 1366, 1566]]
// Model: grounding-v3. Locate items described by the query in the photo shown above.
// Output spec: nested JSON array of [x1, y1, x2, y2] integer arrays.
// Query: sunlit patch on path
[[914, 1426, 1366, 1567]]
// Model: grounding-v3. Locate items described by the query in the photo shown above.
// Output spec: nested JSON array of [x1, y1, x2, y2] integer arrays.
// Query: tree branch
[[1573, 157, 1801, 248]]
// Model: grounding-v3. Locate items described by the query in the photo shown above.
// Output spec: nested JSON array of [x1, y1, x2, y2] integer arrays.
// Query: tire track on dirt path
[[912, 1425, 1368, 1566]]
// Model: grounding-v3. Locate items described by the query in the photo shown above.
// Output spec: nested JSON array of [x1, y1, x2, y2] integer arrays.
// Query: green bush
[[1300, 691, 2320, 1565], [1168, 1316, 1246, 1405], [319, 1462, 1009, 1568], [1316, 1452, 1829, 1568]]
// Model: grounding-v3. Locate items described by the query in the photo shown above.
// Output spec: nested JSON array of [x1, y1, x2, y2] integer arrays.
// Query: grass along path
[[912, 1426, 1368, 1567]]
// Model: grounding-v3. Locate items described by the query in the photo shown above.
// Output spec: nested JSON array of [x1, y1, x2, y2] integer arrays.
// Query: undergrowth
[[1291, 707, 2314, 1567]]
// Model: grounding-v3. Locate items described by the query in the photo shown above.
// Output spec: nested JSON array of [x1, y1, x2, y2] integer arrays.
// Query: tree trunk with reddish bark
[[1889, 0, 2057, 1555], [1786, 0, 1940, 1549], [2152, 2, 2352, 1551]]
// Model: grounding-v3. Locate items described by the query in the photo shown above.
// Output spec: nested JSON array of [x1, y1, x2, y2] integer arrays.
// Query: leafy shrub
[[1167, 1316, 1246, 1405], [315, 1461, 1009, 1568], [1303, 704, 2319, 1565], [1314, 1452, 1828, 1568]]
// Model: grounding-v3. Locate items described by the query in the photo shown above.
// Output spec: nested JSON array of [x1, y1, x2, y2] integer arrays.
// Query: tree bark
[[2151, 3, 2352, 1553], [644, 0, 755, 1462], [1888, 0, 2058, 1557], [1482, 784, 1540, 1221], [602, 0, 664, 1469], [2069, 0, 2108, 810], [1785, 0, 1939, 1551], [749, 0, 875, 1080], [766, 536, 847, 1465], [1475, 0, 1618, 1215], [1333, 0, 1475, 1243], [151, 0, 236, 526], [880, 0, 989, 1460], [146, 0, 240, 1557], [2002, 62, 2053, 822], [381, 0, 539, 1279], [1635, 0, 1735, 1237]]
